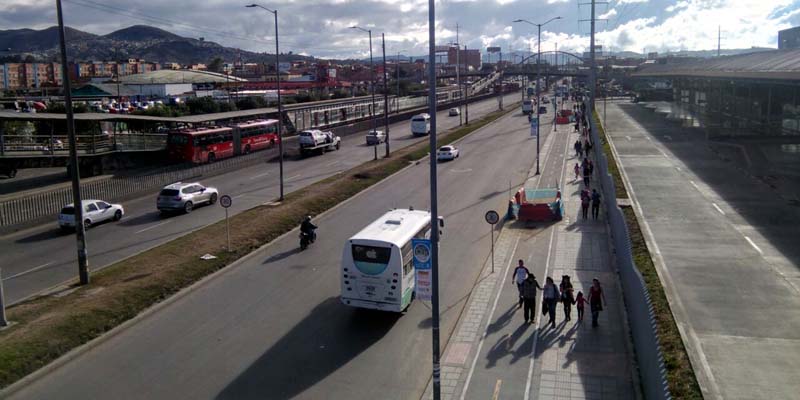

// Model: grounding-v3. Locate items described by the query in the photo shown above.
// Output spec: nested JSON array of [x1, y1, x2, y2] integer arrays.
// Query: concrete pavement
[[0, 92, 519, 305], [5, 98, 541, 399], [424, 103, 638, 400], [605, 100, 800, 399]]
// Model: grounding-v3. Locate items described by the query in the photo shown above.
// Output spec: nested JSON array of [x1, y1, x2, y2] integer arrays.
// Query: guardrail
[[1, 133, 166, 155], [589, 103, 671, 400]]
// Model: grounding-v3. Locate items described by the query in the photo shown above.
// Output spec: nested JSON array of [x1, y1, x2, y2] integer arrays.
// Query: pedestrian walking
[[591, 189, 601, 220], [581, 188, 591, 219], [583, 139, 591, 158], [511, 260, 530, 308], [574, 140, 582, 158], [542, 277, 560, 328], [559, 275, 575, 321], [587, 278, 607, 327], [573, 163, 581, 181], [583, 167, 591, 187], [575, 291, 586, 322], [521, 273, 542, 324]]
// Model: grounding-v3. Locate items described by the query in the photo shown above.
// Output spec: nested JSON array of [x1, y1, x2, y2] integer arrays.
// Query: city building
[[118, 69, 246, 98], [778, 26, 800, 50], [0, 62, 62, 90]]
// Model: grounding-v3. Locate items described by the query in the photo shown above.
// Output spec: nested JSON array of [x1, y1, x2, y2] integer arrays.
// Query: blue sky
[[2, 0, 799, 58]]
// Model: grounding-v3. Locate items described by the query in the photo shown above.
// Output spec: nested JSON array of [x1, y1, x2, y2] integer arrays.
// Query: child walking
[[575, 291, 586, 322]]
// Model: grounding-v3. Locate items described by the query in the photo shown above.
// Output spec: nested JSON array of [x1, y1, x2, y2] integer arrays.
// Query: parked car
[[436, 145, 460, 161], [448, 108, 460, 116], [58, 199, 124, 230], [366, 129, 386, 145], [157, 182, 219, 214]]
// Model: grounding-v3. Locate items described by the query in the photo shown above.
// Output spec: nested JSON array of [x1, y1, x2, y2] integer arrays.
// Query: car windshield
[[439, 147, 451, 151], [160, 189, 179, 196], [60, 206, 74, 215]]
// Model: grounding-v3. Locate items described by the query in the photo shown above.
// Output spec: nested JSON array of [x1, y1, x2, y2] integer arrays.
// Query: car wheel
[[184, 202, 194, 214], [270, 139, 276, 148], [84, 219, 92, 229], [209, 193, 218, 204], [335, 142, 340, 150], [113, 210, 122, 221], [244, 145, 251, 154], [207, 153, 216, 163]]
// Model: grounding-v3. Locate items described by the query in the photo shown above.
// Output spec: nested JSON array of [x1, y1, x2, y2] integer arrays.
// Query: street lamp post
[[514, 16, 561, 176], [381, 33, 389, 157], [246, 3, 284, 201], [56, 0, 90, 284], [351, 26, 378, 160]]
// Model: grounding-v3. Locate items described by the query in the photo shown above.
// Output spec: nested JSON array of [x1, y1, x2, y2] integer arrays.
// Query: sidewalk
[[425, 111, 638, 399]]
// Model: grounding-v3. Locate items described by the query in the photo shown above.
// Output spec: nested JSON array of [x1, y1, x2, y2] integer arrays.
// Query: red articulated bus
[[167, 119, 280, 164], [235, 119, 280, 154]]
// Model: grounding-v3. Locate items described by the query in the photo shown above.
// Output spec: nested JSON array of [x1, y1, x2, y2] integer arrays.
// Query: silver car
[[366, 129, 385, 145], [157, 182, 219, 214]]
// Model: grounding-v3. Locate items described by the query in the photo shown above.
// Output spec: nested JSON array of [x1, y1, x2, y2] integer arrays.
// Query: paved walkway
[[424, 105, 638, 399]]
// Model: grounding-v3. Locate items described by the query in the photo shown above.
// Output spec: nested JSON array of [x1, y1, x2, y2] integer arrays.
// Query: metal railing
[[0, 133, 166, 155], [589, 103, 671, 400]]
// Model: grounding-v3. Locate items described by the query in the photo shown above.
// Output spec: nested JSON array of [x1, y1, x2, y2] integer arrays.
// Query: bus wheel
[[335, 142, 340, 150], [244, 145, 251, 154], [207, 153, 216, 163], [270, 139, 276, 148]]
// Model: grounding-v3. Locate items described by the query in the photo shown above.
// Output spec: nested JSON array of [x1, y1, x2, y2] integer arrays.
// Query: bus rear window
[[352, 245, 391, 264], [168, 135, 188, 145]]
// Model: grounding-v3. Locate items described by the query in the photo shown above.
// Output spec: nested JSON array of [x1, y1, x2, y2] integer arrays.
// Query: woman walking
[[542, 277, 560, 328], [587, 278, 607, 327], [559, 275, 575, 321]]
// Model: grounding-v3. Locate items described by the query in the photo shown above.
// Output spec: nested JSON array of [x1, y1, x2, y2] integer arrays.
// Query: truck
[[298, 129, 341, 157]]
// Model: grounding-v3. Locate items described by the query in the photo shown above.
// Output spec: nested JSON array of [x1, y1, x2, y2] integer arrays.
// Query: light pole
[[395, 49, 408, 113], [514, 16, 561, 175], [246, 3, 285, 201], [350, 26, 378, 156], [56, 0, 90, 284]]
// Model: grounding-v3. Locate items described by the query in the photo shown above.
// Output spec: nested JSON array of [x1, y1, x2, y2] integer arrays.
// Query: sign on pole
[[412, 239, 432, 301], [530, 117, 538, 137], [220, 195, 233, 252], [485, 211, 499, 273]]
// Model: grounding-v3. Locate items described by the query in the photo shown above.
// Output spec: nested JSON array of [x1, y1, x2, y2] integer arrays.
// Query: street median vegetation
[[595, 111, 702, 399], [0, 105, 518, 390]]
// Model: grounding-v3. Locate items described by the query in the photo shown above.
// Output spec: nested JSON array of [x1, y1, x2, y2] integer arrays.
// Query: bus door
[[233, 126, 243, 155]]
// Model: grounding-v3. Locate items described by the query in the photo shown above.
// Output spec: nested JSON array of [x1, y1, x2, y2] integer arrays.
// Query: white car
[[437, 145, 460, 161], [59, 199, 124, 230], [366, 129, 386, 145], [448, 108, 460, 116]]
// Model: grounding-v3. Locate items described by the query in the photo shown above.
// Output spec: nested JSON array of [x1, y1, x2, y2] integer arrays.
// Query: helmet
[[304, 215, 311, 222]]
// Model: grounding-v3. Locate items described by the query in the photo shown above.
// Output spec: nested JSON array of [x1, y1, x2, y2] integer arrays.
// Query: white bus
[[341, 208, 442, 312], [410, 113, 431, 136], [522, 99, 533, 115]]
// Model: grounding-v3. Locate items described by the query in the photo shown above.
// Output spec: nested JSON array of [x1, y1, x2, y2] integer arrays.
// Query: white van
[[410, 113, 431, 136]]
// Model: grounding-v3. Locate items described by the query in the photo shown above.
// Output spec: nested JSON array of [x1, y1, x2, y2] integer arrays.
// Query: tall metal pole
[[274, 9, 284, 201], [397, 51, 401, 113], [382, 33, 389, 157], [464, 45, 469, 125], [535, 23, 541, 175], [368, 30, 376, 135], [456, 23, 462, 126], [427, 0, 441, 398], [590, 0, 597, 126], [57, 0, 89, 285]]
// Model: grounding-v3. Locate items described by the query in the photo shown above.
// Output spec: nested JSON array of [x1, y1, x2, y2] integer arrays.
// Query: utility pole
[[456, 23, 462, 126], [497, 50, 503, 110], [427, 1, 442, 399], [464, 45, 469, 125], [397, 51, 401, 113], [382, 33, 390, 157], [57, 0, 89, 285], [717, 26, 721, 57]]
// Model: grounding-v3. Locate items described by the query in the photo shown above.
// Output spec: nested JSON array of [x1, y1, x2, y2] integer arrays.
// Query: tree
[[208, 57, 224, 73]]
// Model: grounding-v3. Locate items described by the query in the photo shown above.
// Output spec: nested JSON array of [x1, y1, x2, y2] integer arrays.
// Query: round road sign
[[220, 195, 233, 208], [485, 210, 500, 225]]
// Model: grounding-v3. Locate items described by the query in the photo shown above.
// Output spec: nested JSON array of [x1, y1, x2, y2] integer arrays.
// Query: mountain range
[[0, 25, 313, 65]]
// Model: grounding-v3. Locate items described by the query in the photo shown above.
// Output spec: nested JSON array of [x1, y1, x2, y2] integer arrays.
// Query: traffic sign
[[412, 239, 432, 270], [220, 195, 232, 208], [530, 117, 538, 136], [485, 210, 500, 225]]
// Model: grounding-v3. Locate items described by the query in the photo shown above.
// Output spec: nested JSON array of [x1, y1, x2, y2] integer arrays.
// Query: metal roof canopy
[[632, 49, 800, 81], [0, 107, 279, 124]]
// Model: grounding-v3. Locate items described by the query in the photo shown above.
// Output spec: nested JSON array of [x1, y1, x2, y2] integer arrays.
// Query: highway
[[0, 93, 519, 305], [6, 97, 557, 399]]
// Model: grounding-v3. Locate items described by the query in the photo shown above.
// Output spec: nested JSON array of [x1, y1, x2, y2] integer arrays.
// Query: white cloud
[[617, 0, 648, 4], [599, 9, 618, 20]]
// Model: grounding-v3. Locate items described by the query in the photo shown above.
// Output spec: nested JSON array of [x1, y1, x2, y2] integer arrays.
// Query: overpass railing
[[0, 133, 166, 156]]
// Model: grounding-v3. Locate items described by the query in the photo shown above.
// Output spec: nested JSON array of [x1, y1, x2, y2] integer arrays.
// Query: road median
[[0, 105, 518, 390]]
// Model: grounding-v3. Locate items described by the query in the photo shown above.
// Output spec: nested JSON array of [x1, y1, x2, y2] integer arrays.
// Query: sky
[[2, 0, 799, 59]]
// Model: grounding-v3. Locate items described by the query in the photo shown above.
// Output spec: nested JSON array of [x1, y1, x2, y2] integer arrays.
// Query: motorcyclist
[[300, 215, 317, 243]]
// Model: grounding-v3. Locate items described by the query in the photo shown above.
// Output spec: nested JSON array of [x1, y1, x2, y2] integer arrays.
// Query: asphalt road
[[6, 97, 556, 399], [0, 93, 520, 305]]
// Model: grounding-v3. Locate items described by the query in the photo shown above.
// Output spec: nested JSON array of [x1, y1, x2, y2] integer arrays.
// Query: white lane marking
[[492, 379, 502, 400], [625, 135, 631, 141], [675, 166, 682, 172], [2, 262, 53, 281], [712, 203, 725, 215], [326, 160, 340, 167], [286, 174, 301, 181], [744, 236, 763, 255], [249, 171, 271, 179], [459, 237, 520, 400], [658, 149, 670, 159], [524, 223, 556, 400], [689, 180, 700, 190], [233, 194, 247, 200], [135, 220, 172, 234]]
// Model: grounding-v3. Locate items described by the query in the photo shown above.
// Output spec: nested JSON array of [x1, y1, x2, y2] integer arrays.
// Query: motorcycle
[[299, 229, 316, 250]]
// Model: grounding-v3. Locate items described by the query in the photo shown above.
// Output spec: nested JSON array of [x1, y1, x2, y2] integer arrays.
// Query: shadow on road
[[215, 297, 399, 400], [14, 227, 68, 243]]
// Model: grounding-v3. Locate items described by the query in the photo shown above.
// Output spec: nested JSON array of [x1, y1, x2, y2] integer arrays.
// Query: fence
[[589, 103, 671, 400]]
